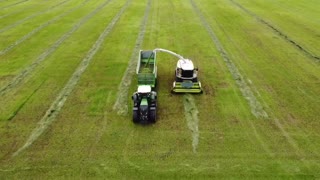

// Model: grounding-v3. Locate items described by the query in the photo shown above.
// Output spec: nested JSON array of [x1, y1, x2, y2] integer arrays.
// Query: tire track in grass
[[190, 0, 268, 119], [0, 0, 29, 10], [6, 80, 45, 121], [0, 0, 70, 34], [230, 0, 320, 62], [0, 0, 90, 56], [122, 129, 142, 169], [113, 0, 151, 115], [0, 0, 112, 97], [183, 94, 199, 153], [12, 0, 131, 158], [88, 91, 112, 158]]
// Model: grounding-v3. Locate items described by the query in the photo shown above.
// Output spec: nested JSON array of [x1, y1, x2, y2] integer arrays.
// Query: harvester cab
[[132, 85, 157, 123]]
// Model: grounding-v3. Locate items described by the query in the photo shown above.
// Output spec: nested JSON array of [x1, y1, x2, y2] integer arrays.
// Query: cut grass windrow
[[0, 0, 113, 97], [11, 0, 131, 158], [0, 0, 70, 34], [183, 94, 199, 153], [190, 0, 268, 119], [113, 0, 151, 115], [0, 0, 29, 10], [230, 0, 320, 62], [0, 0, 90, 56]]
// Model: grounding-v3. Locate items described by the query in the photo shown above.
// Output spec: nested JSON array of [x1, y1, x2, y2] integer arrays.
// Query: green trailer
[[136, 50, 157, 89], [132, 50, 158, 124]]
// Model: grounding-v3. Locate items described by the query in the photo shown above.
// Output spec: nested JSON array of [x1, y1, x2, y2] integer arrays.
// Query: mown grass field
[[0, 0, 319, 178]]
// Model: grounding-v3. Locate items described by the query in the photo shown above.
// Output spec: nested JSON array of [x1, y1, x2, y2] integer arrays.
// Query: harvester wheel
[[149, 110, 156, 123], [175, 71, 181, 82], [133, 110, 139, 123]]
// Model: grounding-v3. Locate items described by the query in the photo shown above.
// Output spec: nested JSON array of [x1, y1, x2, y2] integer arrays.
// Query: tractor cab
[[132, 85, 157, 123]]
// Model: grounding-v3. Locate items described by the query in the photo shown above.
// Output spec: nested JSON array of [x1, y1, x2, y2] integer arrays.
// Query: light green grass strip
[[0, 0, 29, 10], [11, 0, 131, 157]]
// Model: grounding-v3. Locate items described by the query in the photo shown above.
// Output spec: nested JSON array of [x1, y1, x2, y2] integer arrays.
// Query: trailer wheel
[[133, 110, 139, 123]]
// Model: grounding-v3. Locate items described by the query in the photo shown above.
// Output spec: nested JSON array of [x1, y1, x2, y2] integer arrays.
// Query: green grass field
[[0, 0, 319, 178]]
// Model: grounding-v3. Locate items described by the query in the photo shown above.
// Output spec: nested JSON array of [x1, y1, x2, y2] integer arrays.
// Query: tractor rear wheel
[[133, 110, 139, 123], [149, 110, 156, 123]]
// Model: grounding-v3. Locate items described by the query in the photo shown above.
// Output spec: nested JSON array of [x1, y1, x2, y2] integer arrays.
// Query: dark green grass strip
[[0, 0, 112, 97], [230, 0, 320, 62], [0, 8, 25, 20], [0, 0, 90, 56], [0, 0, 71, 34]]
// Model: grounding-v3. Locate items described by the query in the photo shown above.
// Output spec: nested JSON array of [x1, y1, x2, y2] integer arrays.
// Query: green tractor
[[132, 85, 157, 123], [132, 50, 157, 123]]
